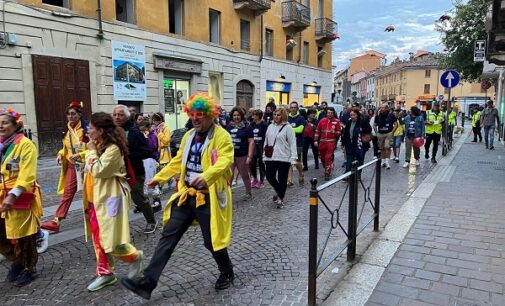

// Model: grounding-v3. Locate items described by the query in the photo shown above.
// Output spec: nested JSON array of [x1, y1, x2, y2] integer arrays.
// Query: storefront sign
[[303, 85, 321, 94], [266, 81, 291, 92], [154, 54, 202, 74], [111, 40, 146, 101], [417, 95, 436, 100]]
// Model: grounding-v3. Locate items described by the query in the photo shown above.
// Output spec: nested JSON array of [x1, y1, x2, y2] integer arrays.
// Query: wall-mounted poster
[[111, 40, 146, 101]]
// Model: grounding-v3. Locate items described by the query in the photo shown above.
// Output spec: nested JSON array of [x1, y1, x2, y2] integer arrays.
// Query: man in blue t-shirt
[[373, 103, 397, 169]]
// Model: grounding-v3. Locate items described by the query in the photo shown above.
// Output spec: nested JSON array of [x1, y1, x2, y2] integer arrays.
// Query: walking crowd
[[0, 91, 498, 298]]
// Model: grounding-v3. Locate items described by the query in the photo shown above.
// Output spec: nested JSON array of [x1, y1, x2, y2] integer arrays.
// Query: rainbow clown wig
[[183, 92, 220, 119]]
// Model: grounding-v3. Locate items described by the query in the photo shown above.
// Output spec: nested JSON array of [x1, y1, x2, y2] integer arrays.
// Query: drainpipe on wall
[[297, 31, 302, 63], [259, 14, 263, 63], [96, 0, 104, 39]]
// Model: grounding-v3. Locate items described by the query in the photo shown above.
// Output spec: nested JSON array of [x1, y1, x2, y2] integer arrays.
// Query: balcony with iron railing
[[315, 18, 338, 43], [282, 1, 311, 30], [233, 0, 271, 15]]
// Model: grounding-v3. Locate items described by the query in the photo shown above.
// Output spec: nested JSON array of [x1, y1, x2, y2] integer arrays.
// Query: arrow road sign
[[439, 95, 445, 101], [440, 70, 460, 89]]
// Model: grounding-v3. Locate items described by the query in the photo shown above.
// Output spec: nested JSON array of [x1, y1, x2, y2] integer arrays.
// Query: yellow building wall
[[17, 0, 333, 70]]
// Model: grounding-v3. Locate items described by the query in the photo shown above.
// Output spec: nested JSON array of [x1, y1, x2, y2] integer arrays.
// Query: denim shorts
[[393, 135, 403, 148]]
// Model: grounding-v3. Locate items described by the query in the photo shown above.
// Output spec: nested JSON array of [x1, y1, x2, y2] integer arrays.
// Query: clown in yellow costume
[[0, 108, 43, 287], [120, 93, 235, 300]]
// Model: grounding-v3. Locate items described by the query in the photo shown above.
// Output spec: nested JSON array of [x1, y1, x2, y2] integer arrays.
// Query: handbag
[[11, 191, 35, 210], [264, 125, 286, 158], [124, 156, 137, 187]]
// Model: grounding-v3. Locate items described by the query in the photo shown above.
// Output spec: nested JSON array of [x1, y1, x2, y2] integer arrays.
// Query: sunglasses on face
[[188, 111, 206, 119]]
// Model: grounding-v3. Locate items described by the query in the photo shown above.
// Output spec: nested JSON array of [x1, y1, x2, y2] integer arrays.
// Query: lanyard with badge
[[185, 133, 205, 183]]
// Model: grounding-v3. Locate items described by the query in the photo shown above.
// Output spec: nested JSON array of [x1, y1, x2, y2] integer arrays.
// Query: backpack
[[170, 128, 187, 158]]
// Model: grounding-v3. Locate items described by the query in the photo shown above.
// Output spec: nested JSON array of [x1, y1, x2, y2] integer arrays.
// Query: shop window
[[240, 19, 250, 51], [116, 0, 135, 24], [209, 9, 220, 44], [424, 84, 430, 94], [425, 69, 431, 78], [208, 72, 223, 105], [169, 0, 183, 35], [43, 0, 69, 7], [265, 29, 274, 56], [303, 42, 309, 64]]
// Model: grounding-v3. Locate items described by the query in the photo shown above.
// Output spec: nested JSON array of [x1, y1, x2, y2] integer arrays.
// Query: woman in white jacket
[[263, 107, 297, 208]]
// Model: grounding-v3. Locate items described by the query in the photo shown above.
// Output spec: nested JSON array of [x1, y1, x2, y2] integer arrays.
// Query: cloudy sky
[[331, 0, 455, 70]]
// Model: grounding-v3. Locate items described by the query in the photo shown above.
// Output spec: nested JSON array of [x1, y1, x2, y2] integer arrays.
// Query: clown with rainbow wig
[[120, 92, 236, 299]]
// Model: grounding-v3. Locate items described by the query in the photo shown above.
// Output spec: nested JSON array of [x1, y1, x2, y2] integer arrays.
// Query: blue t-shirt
[[227, 123, 254, 157], [375, 112, 397, 134]]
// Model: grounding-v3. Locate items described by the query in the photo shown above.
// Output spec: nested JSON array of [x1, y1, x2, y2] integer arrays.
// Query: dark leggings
[[265, 161, 291, 200], [0, 218, 38, 272], [302, 137, 319, 168], [250, 153, 266, 182]]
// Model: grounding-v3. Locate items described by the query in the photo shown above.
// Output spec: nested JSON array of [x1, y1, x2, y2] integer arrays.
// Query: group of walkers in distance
[[0, 91, 500, 297], [471, 100, 501, 150]]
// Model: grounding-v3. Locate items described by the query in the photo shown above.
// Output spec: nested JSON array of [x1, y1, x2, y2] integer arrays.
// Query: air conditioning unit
[[317, 49, 327, 57]]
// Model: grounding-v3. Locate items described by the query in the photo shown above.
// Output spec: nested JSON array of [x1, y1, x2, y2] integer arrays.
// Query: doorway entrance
[[32, 55, 92, 156], [236, 80, 254, 109], [163, 78, 190, 131]]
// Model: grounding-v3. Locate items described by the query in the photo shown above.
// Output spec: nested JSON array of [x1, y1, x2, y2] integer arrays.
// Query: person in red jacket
[[314, 107, 342, 181]]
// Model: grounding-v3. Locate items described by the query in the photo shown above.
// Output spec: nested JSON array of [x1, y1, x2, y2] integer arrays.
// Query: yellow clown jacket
[[57, 121, 87, 194], [0, 134, 43, 239], [154, 124, 234, 252], [157, 123, 172, 165], [82, 145, 132, 253]]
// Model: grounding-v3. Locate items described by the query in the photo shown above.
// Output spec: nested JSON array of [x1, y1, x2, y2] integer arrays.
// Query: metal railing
[[308, 157, 382, 306], [232, 0, 272, 11], [24, 128, 33, 140], [282, 1, 311, 27], [315, 18, 338, 38]]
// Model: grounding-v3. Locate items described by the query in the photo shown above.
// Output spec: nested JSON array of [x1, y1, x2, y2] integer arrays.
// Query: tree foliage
[[437, 0, 491, 82]]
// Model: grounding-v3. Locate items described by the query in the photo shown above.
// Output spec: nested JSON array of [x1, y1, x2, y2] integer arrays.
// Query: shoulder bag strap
[[272, 124, 286, 147]]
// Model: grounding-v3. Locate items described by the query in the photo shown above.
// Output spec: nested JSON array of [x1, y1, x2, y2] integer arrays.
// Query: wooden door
[[236, 80, 254, 109], [32, 55, 91, 156]]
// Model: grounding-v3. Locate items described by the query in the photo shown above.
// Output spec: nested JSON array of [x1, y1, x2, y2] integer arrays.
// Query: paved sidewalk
[[364, 137, 505, 305]]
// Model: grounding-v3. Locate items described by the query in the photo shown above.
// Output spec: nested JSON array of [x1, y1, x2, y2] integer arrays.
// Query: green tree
[[437, 0, 491, 82]]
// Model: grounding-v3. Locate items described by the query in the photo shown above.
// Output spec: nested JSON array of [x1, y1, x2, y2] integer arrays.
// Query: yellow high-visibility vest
[[426, 110, 444, 134]]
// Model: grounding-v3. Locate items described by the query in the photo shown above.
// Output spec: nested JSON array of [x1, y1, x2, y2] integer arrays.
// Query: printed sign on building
[[111, 40, 146, 100], [474, 40, 486, 62]]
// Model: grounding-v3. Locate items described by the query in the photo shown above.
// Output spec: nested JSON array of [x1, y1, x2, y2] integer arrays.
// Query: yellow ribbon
[[177, 187, 208, 208]]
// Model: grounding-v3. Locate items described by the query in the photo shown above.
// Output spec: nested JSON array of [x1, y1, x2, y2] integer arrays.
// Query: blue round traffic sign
[[439, 95, 444, 101], [440, 70, 460, 89]]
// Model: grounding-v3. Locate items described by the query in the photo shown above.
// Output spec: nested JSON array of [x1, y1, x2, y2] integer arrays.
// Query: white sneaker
[[402, 162, 410, 168], [87, 275, 117, 291], [128, 250, 144, 278], [385, 161, 391, 169], [37, 229, 49, 254], [414, 160, 420, 166]]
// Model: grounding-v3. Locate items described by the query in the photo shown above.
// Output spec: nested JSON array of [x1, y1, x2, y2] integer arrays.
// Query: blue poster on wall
[[304, 85, 321, 94], [266, 81, 291, 92]]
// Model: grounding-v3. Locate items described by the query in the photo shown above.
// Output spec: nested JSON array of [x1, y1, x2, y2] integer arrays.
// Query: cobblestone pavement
[[1, 145, 440, 305], [366, 138, 505, 306]]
